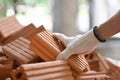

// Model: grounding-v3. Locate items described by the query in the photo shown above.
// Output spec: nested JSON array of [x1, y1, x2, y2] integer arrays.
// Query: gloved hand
[[53, 33, 81, 46], [54, 29, 101, 60]]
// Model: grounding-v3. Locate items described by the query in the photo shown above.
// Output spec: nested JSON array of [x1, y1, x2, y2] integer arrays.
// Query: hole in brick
[[16, 72, 22, 79]]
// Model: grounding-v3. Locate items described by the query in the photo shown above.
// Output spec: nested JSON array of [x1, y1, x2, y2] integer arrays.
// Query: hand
[[53, 33, 80, 46], [54, 30, 101, 60]]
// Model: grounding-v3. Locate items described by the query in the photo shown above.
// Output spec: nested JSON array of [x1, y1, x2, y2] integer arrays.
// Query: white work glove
[[53, 33, 82, 46], [54, 29, 101, 60]]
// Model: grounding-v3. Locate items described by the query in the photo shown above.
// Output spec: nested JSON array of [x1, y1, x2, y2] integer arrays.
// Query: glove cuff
[[83, 28, 101, 46], [93, 26, 106, 42]]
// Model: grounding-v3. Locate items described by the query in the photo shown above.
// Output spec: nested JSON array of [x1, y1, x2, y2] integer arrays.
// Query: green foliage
[[0, 0, 3, 3], [24, 0, 34, 5], [81, 0, 88, 4], [38, 0, 48, 6]]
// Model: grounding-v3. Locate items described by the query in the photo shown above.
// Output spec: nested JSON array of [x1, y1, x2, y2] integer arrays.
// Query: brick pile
[[0, 15, 119, 80]]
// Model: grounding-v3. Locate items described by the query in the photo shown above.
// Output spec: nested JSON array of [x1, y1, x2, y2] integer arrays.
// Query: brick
[[105, 59, 120, 80], [76, 71, 110, 80], [29, 27, 65, 61], [11, 60, 74, 80], [2, 37, 39, 64], [0, 15, 23, 43], [2, 24, 35, 44], [88, 52, 109, 73], [0, 56, 13, 80], [68, 54, 89, 74]]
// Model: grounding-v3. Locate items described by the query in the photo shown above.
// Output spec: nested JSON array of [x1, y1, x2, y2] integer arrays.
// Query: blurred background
[[0, 0, 120, 61]]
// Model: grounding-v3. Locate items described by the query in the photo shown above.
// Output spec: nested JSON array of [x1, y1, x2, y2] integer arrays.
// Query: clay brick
[[0, 56, 13, 80], [69, 52, 110, 80], [2, 23, 36, 44], [29, 27, 65, 61], [76, 71, 110, 80], [24, 25, 46, 40], [71, 69, 79, 78], [87, 59, 100, 71], [0, 15, 23, 43], [2, 37, 39, 64], [11, 60, 74, 80], [105, 59, 120, 80], [3, 24, 47, 45], [87, 52, 109, 73], [68, 54, 89, 74]]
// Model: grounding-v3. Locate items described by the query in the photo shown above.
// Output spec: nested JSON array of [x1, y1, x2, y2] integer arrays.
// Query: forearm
[[96, 10, 120, 40]]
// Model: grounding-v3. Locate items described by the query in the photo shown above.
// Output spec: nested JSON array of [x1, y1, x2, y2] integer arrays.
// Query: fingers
[[56, 53, 65, 60], [56, 48, 93, 60], [53, 33, 67, 41], [56, 48, 73, 60], [53, 33, 68, 46], [56, 52, 71, 60], [53, 33, 74, 46]]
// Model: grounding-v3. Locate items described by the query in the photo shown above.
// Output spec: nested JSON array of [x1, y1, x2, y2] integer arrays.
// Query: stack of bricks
[[29, 26, 110, 80], [74, 52, 110, 80], [0, 15, 118, 80], [0, 16, 74, 80]]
